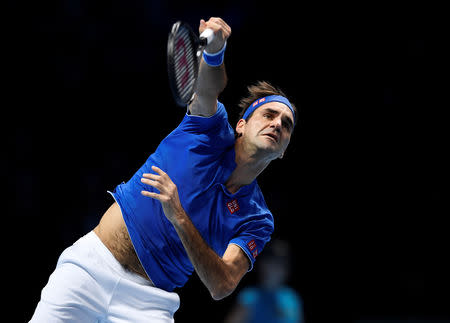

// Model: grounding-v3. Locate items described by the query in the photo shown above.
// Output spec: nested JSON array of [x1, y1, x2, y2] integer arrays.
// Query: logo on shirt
[[247, 239, 258, 258], [226, 199, 240, 214]]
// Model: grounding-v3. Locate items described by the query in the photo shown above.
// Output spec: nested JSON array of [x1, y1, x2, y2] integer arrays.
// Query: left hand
[[141, 166, 184, 223]]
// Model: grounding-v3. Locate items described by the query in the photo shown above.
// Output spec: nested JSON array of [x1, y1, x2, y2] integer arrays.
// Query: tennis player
[[30, 17, 297, 322]]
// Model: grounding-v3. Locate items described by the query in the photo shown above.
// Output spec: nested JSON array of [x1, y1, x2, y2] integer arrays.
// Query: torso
[[93, 202, 149, 280], [102, 103, 273, 290]]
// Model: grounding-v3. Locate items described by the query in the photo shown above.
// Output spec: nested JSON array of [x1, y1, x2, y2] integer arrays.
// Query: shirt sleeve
[[178, 101, 233, 134], [170, 101, 236, 156], [228, 216, 274, 271]]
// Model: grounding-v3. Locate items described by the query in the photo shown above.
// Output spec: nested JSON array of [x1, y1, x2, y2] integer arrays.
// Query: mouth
[[263, 133, 279, 143]]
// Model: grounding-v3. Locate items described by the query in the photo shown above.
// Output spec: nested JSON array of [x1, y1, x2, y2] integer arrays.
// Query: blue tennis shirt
[[110, 102, 274, 292]]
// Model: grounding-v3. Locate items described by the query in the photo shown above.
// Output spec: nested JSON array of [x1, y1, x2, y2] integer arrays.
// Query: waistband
[[85, 230, 155, 287]]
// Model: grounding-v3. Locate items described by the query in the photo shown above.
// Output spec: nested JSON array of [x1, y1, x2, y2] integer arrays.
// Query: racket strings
[[173, 29, 196, 101]]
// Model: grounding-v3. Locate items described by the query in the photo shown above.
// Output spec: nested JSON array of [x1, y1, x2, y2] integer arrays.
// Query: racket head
[[167, 21, 200, 107]]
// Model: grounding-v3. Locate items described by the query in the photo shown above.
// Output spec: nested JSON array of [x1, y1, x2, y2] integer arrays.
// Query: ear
[[236, 119, 246, 137]]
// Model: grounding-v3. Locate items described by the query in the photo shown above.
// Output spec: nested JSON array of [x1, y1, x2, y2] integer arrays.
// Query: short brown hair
[[238, 81, 298, 125]]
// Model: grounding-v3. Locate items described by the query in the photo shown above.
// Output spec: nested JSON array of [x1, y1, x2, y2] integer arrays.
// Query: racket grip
[[199, 28, 214, 45]]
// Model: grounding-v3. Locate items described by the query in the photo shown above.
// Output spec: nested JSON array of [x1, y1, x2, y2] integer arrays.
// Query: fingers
[[141, 176, 163, 201], [150, 165, 166, 176], [141, 177, 160, 189], [141, 168, 164, 190], [142, 172, 158, 180], [141, 166, 171, 198], [211, 17, 231, 37], [199, 19, 207, 34], [209, 17, 231, 34], [200, 17, 231, 39], [140, 190, 161, 200], [142, 166, 166, 180]]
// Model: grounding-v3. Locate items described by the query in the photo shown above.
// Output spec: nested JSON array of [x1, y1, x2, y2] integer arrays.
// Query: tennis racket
[[167, 21, 214, 107]]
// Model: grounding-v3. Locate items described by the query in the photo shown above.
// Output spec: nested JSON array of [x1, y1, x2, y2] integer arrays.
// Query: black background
[[5, 1, 449, 322]]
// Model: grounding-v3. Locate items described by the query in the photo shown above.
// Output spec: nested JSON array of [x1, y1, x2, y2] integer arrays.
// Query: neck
[[225, 139, 272, 194]]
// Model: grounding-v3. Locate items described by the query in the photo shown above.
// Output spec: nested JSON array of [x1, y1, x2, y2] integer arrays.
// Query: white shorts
[[30, 231, 180, 323]]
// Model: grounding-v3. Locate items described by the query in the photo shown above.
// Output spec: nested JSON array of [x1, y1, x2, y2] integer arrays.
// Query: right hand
[[199, 17, 231, 54]]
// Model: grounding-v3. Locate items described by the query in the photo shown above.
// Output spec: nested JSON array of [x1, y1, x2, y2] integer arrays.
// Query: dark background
[[5, 1, 449, 322]]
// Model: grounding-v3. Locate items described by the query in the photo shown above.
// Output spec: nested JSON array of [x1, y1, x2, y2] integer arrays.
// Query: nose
[[270, 117, 282, 132]]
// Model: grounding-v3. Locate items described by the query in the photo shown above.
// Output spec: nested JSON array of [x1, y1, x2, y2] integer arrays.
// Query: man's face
[[236, 102, 294, 160]]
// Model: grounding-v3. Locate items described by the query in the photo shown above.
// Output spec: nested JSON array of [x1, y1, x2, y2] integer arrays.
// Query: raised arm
[[188, 18, 231, 117]]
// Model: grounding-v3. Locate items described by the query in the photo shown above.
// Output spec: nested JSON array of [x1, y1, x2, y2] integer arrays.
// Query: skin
[[227, 102, 294, 193], [189, 17, 231, 117], [94, 17, 294, 301]]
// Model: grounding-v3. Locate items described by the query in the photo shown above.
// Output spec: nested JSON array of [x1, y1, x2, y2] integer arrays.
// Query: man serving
[[31, 17, 297, 322]]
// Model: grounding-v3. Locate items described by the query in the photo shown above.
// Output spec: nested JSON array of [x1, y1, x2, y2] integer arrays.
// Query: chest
[[182, 183, 258, 256]]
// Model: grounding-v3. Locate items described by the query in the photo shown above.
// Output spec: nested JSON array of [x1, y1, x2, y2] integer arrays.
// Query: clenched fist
[[199, 17, 231, 54]]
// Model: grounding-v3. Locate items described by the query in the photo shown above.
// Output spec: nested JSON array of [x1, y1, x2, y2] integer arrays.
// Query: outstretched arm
[[141, 166, 249, 300], [188, 17, 231, 117]]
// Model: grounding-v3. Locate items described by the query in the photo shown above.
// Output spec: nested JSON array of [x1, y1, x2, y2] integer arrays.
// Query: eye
[[282, 120, 293, 131]]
